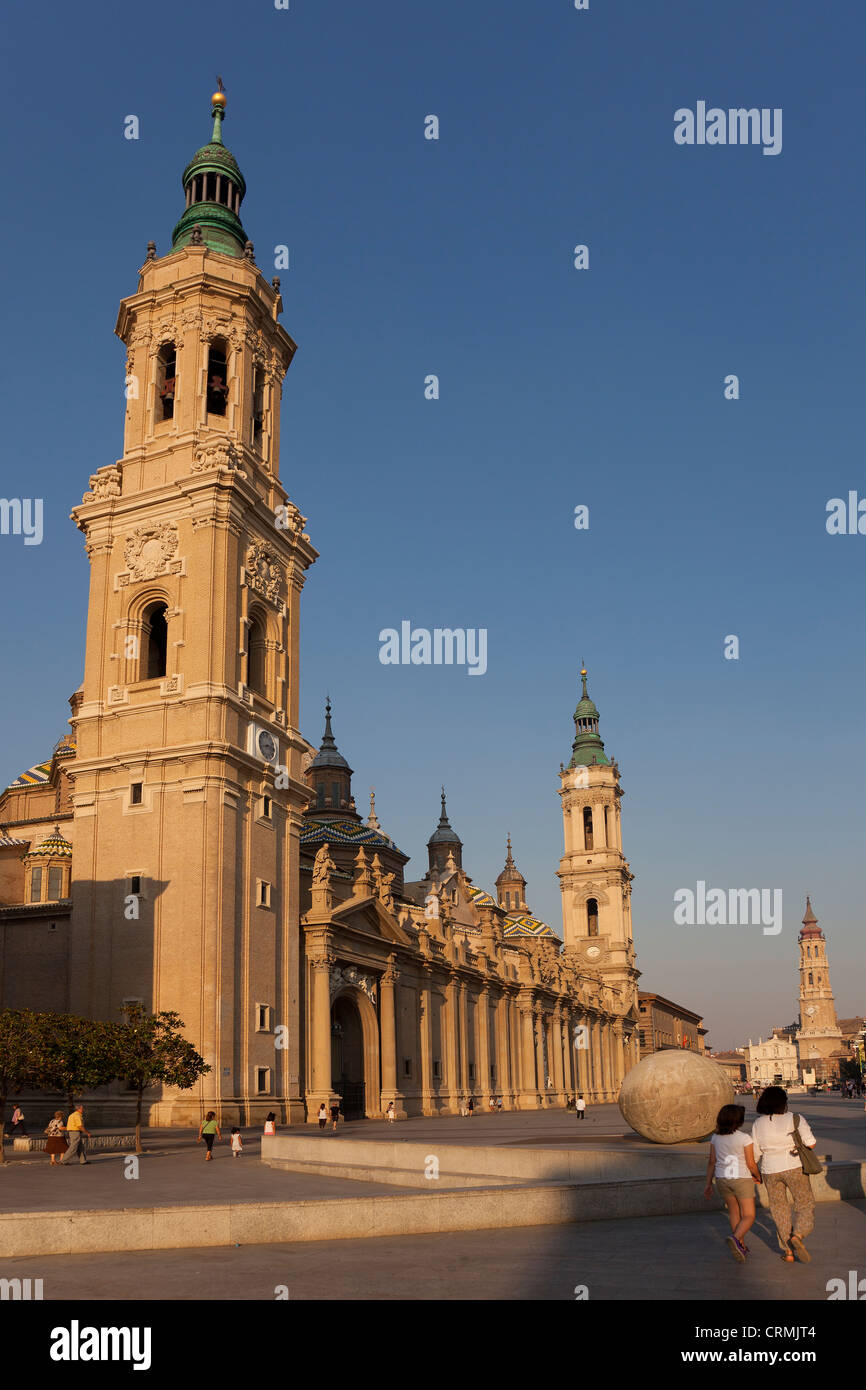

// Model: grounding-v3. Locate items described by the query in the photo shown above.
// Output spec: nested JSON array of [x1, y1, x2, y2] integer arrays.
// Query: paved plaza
[[2, 1097, 863, 1300], [4, 1198, 864, 1301]]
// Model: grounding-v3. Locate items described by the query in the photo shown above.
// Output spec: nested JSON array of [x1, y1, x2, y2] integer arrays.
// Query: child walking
[[230, 1127, 244, 1158], [704, 1103, 762, 1262]]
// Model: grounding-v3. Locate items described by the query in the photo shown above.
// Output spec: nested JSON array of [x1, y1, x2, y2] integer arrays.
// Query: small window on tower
[[247, 614, 266, 695], [143, 602, 168, 680], [316, 783, 325, 810], [583, 806, 594, 851], [47, 866, 63, 900], [331, 781, 340, 807], [252, 366, 264, 447], [130, 782, 143, 806], [207, 339, 229, 416], [157, 344, 176, 421], [587, 897, 599, 937], [808, 971, 813, 985], [29, 866, 43, 903]]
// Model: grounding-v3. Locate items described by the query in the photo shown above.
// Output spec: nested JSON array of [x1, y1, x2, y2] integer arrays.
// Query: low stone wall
[[260, 1134, 706, 1187], [2, 1162, 864, 1257], [10, 1131, 135, 1155]]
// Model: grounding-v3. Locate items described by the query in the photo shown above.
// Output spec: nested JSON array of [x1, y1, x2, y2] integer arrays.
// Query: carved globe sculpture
[[618, 1050, 735, 1144]]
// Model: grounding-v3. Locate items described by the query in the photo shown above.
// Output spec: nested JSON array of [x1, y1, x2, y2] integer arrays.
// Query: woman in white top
[[751, 1086, 817, 1263], [703, 1104, 762, 1261]]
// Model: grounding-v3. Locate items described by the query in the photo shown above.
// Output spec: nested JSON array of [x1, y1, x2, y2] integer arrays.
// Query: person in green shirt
[[198, 1111, 221, 1160]]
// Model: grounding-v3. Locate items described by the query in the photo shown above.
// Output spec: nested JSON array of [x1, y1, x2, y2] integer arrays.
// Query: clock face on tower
[[805, 1006, 816, 1016], [257, 730, 277, 763], [586, 946, 601, 959]]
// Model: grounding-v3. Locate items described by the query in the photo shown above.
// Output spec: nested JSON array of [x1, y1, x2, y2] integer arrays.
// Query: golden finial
[[212, 75, 227, 109]]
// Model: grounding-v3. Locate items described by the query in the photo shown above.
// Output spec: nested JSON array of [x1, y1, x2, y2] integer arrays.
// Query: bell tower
[[796, 897, 843, 1078], [69, 90, 318, 1125], [556, 669, 639, 1006]]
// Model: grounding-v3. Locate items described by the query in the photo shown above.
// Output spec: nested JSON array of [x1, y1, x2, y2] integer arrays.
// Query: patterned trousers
[[764, 1169, 815, 1250]]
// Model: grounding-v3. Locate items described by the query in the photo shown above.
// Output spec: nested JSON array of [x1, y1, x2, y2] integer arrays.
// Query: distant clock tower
[[796, 897, 843, 1080]]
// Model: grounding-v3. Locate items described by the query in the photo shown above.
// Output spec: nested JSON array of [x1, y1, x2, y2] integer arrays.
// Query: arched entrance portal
[[331, 994, 366, 1119]]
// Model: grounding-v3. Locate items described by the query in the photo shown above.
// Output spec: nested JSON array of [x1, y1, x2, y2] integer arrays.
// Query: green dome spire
[[568, 666, 610, 768], [171, 86, 249, 258]]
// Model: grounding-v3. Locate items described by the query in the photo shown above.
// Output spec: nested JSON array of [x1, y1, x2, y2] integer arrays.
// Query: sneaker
[[726, 1236, 746, 1263], [789, 1235, 811, 1263]]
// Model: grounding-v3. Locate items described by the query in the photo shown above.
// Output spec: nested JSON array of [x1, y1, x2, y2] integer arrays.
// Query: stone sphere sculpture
[[618, 1051, 735, 1144]]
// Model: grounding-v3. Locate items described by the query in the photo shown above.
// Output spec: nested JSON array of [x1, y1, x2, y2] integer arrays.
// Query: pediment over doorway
[[329, 893, 415, 945]]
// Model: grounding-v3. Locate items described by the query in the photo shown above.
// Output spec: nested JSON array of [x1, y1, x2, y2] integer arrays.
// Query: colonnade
[[307, 944, 636, 1118]]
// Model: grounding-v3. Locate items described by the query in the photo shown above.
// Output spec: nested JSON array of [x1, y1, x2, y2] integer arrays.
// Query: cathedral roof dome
[[309, 699, 352, 773], [26, 826, 73, 859], [171, 87, 249, 258], [569, 667, 610, 768], [427, 788, 462, 846]]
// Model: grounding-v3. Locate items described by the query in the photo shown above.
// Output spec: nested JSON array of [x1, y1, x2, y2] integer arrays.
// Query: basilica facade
[[0, 93, 640, 1125]]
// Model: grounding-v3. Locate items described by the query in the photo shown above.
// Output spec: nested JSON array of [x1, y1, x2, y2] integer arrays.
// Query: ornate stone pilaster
[[379, 954, 402, 1115], [477, 986, 491, 1105]]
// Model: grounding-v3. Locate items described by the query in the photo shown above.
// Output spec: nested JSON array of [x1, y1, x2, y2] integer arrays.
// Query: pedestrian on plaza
[[489, 1096, 497, 1112], [60, 1105, 90, 1164], [467, 1097, 475, 1117], [263, 1112, 276, 1136], [198, 1110, 220, 1160], [10, 1104, 27, 1136], [385, 1101, 396, 1123], [704, 1104, 762, 1262], [317, 1103, 327, 1130], [230, 1127, 244, 1158], [329, 1099, 341, 1131], [576, 1094, 586, 1120], [44, 1111, 67, 1165], [751, 1086, 818, 1263]]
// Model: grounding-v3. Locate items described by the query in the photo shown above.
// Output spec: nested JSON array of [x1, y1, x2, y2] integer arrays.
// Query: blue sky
[[1, 0, 863, 1048]]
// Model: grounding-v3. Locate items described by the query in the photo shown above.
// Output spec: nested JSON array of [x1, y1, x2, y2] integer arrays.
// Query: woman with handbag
[[44, 1111, 67, 1166], [751, 1086, 819, 1263]]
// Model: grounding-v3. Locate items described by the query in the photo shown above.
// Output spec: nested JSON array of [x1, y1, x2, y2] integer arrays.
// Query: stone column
[[379, 955, 402, 1116], [310, 951, 335, 1110], [591, 1017, 603, 1099], [535, 1009, 547, 1100], [458, 981, 469, 1100], [445, 972, 460, 1113], [478, 986, 491, 1107], [613, 1022, 625, 1092], [574, 1013, 589, 1096], [551, 1006, 565, 1101], [419, 969, 434, 1115], [520, 1003, 537, 1107]]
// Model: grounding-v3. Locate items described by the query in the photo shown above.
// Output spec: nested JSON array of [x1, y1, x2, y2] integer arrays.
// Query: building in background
[[747, 1030, 799, 1088], [637, 993, 707, 1058], [707, 1049, 748, 1087]]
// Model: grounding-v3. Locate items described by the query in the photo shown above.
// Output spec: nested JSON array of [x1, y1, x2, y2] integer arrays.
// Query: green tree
[[34, 1012, 122, 1111], [115, 1004, 210, 1153], [0, 1010, 42, 1165]]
